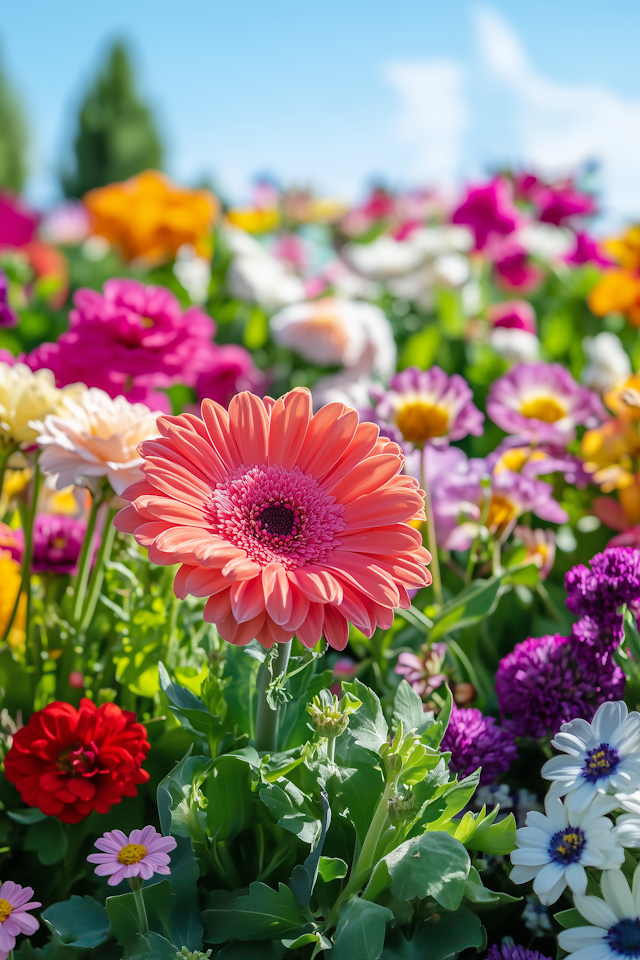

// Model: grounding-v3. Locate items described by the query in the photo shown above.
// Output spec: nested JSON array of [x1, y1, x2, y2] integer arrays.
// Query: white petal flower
[[510, 792, 622, 905], [489, 328, 540, 363], [560, 865, 640, 960], [224, 227, 305, 309], [35, 388, 161, 496], [542, 701, 640, 813], [582, 333, 632, 393], [0, 362, 83, 448]]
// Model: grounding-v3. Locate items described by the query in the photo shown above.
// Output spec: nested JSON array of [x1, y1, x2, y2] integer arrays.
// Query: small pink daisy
[[0, 880, 41, 959], [87, 826, 177, 887]]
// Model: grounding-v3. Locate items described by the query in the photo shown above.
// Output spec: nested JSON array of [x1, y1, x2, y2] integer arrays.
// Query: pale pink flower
[[87, 825, 177, 887], [0, 880, 40, 958]]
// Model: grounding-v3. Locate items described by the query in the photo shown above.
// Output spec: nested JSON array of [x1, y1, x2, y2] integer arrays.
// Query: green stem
[[129, 877, 149, 934], [255, 641, 292, 753], [80, 506, 117, 631], [327, 735, 336, 763], [1, 460, 41, 646], [420, 447, 443, 605], [71, 491, 103, 625]]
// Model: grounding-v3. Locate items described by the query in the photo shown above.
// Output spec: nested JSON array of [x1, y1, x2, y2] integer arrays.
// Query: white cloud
[[475, 6, 640, 221], [383, 60, 467, 188]]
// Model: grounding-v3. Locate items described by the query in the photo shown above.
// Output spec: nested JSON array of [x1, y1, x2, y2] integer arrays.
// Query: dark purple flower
[[27, 279, 216, 406], [451, 178, 520, 251], [31, 514, 87, 575], [195, 343, 267, 409], [0, 270, 17, 328], [496, 634, 624, 740], [565, 547, 640, 620], [487, 942, 552, 960], [440, 703, 517, 785]]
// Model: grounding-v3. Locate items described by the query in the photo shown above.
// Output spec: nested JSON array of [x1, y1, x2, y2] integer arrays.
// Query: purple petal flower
[[451, 178, 520, 251], [440, 703, 517, 785], [486, 943, 552, 960], [0, 879, 41, 955], [196, 343, 267, 409], [87, 825, 177, 887], [487, 361, 604, 445], [31, 514, 88, 575]]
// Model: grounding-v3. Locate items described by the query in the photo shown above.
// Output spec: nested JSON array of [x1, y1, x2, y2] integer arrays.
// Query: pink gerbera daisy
[[87, 826, 177, 887], [115, 387, 431, 650], [0, 881, 41, 959]]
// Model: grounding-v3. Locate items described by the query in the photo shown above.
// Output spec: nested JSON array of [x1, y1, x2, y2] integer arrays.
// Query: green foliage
[[202, 882, 306, 943], [42, 896, 110, 949], [63, 41, 163, 197], [332, 898, 394, 960], [0, 48, 28, 191]]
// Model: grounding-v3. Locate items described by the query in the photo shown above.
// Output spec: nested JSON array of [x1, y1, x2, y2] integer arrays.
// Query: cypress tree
[[0, 49, 28, 193], [63, 41, 163, 197]]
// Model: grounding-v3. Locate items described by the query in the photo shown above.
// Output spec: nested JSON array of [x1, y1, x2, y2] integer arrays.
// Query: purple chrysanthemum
[[565, 547, 640, 620], [486, 942, 552, 960], [496, 634, 625, 740], [440, 703, 517, 785]]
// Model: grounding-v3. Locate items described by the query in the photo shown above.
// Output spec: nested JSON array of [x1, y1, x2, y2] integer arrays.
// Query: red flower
[[4, 699, 150, 824]]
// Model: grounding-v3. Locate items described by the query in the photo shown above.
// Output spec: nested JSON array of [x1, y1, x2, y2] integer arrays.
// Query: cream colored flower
[[35, 388, 161, 496], [0, 362, 83, 449]]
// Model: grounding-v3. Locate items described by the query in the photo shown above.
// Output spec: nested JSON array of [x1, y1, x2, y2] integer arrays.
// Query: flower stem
[[1, 459, 41, 646], [129, 876, 149, 934], [419, 447, 443, 606], [255, 640, 291, 753], [327, 735, 336, 763], [71, 489, 103, 625], [80, 506, 118, 631]]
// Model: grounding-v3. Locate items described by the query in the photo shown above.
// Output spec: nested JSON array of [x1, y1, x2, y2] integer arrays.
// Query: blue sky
[[2, 1, 640, 223]]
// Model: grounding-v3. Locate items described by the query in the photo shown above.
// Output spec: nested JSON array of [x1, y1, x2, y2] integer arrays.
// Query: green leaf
[[555, 907, 590, 929], [157, 744, 212, 838], [341, 679, 388, 752], [463, 866, 520, 910], [332, 898, 394, 960], [503, 562, 540, 587], [223, 644, 260, 739], [164, 835, 203, 951], [207, 750, 260, 843], [624, 607, 640, 661], [419, 771, 480, 832], [124, 933, 178, 960], [429, 576, 502, 642], [202, 882, 306, 943], [392, 680, 435, 736], [260, 781, 322, 845], [7, 808, 47, 825], [42, 895, 110, 949], [380, 907, 483, 960], [332, 740, 385, 844], [24, 817, 68, 865], [365, 832, 470, 910], [290, 791, 332, 906], [318, 856, 348, 881], [107, 880, 173, 946], [464, 810, 517, 856]]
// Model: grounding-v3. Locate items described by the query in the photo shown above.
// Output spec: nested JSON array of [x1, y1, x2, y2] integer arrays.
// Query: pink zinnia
[[87, 826, 177, 886], [115, 388, 431, 650], [0, 881, 41, 958]]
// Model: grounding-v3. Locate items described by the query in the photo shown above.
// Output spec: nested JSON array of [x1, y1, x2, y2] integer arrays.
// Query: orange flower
[[589, 226, 640, 327], [115, 388, 430, 650], [604, 226, 640, 271], [83, 170, 218, 264], [604, 373, 640, 421]]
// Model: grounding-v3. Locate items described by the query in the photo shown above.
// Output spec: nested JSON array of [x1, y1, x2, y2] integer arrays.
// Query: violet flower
[[451, 178, 519, 251], [87, 826, 177, 887], [486, 943, 552, 960], [0, 880, 40, 958], [440, 702, 517, 785], [487, 361, 603, 445], [31, 514, 87, 575]]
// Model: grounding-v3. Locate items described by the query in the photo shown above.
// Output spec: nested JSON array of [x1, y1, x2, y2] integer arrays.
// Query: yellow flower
[[604, 226, 640, 271], [0, 363, 82, 450], [83, 170, 218, 264], [0, 551, 26, 652], [226, 208, 280, 234], [581, 418, 640, 492]]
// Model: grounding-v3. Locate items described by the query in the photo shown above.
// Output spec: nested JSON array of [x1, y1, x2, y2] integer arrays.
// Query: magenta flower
[[31, 514, 87, 575], [451, 178, 519, 251], [28, 279, 216, 406], [492, 242, 543, 293], [440, 703, 517, 785], [395, 642, 448, 697], [487, 300, 536, 334], [0, 192, 38, 249], [0, 271, 17, 328], [564, 231, 612, 268], [535, 183, 595, 226], [0, 880, 41, 958], [87, 826, 177, 887], [487, 362, 603, 445], [195, 343, 266, 409], [368, 366, 484, 448]]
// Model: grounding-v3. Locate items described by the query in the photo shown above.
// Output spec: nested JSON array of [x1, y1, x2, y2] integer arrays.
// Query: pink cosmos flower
[[487, 362, 603, 445], [115, 388, 431, 650], [87, 826, 177, 887], [196, 344, 267, 409], [0, 880, 40, 958], [487, 301, 537, 334], [451, 178, 519, 251], [28, 279, 216, 408], [395, 642, 448, 697], [368, 366, 484, 448]]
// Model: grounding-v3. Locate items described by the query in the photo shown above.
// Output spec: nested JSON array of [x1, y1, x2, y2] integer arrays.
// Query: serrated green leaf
[[341, 679, 388, 752], [464, 810, 517, 855], [123, 932, 178, 960], [260, 781, 321, 845], [392, 680, 435, 736], [202, 882, 306, 943]]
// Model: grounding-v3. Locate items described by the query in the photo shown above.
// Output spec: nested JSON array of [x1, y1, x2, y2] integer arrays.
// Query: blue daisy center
[[548, 826, 586, 865], [582, 743, 620, 783], [607, 918, 640, 957]]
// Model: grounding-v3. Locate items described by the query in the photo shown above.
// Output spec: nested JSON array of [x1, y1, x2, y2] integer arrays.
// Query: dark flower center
[[58, 740, 104, 778], [607, 918, 640, 957], [257, 503, 296, 538], [549, 826, 586, 865], [582, 743, 620, 783]]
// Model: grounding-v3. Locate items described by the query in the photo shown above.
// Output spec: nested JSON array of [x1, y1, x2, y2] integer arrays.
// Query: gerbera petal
[[325, 454, 402, 503], [337, 525, 422, 555], [203, 589, 232, 623], [218, 610, 266, 646], [231, 576, 266, 622], [268, 388, 311, 469], [323, 606, 349, 651], [201, 399, 243, 470], [280, 585, 310, 632], [296, 601, 325, 648], [297, 404, 359, 478], [287, 568, 343, 604], [319, 421, 380, 489], [263, 563, 293, 625], [327, 553, 400, 607], [342, 486, 425, 531], [229, 392, 270, 466]]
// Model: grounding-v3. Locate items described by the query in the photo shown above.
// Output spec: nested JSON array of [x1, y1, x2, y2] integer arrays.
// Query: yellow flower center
[[141, 316, 155, 328], [117, 843, 147, 865], [520, 396, 566, 423], [494, 447, 529, 474], [487, 495, 516, 530], [396, 401, 449, 444], [52, 537, 67, 549], [0, 898, 13, 921]]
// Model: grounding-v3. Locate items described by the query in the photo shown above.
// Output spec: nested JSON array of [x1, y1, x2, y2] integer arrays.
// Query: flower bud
[[306, 689, 361, 740], [387, 791, 416, 822]]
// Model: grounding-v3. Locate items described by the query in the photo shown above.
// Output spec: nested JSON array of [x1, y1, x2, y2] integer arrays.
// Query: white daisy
[[541, 701, 640, 813], [614, 814, 640, 846], [510, 793, 622, 906], [559, 866, 640, 960]]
